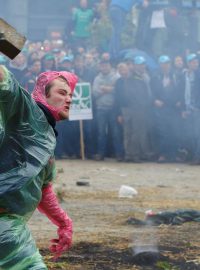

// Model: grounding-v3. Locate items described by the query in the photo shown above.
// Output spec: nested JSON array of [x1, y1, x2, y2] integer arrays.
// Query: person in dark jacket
[[181, 54, 200, 164], [120, 56, 153, 162], [151, 55, 182, 162]]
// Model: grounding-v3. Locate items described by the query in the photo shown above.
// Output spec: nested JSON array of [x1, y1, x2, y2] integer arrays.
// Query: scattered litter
[[76, 178, 90, 186], [133, 249, 160, 265], [99, 167, 117, 172], [119, 185, 138, 198], [157, 184, 168, 188], [127, 217, 146, 225], [145, 209, 155, 216], [127, 209, 200, 226], [175, 168, 184, 173], [119, 173, 128, 177]]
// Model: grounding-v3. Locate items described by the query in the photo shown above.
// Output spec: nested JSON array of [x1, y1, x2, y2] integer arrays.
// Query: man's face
[[174, 57, 184, 69], [126, 61, 134, 73], [61, 61, 73, 70], [117, 63, 130, 78], [74, 57, 84, 69], [188, 59, 199, 71], [46, 78, 72, 120], [80, 0, 88, 9], [100, 62, 111, 75], [134, 63, 146, 74], [31, 60, 41, 74], [85, 54, 94, 65], [43, 59, 55, 70], [160, 62, 171, 73]]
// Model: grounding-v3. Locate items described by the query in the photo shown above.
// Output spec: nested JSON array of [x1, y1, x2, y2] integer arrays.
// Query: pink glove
[[37, 183, 73, 259]]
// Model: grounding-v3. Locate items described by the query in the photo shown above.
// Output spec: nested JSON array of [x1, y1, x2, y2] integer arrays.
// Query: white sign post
[[69, 83, 93, 160]]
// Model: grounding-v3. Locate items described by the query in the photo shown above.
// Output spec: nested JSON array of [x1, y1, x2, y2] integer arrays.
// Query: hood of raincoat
[[32, 71, 78, 121]]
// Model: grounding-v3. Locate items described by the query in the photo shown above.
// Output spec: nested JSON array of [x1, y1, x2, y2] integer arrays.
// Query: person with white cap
[[0, 66, 78, 269]]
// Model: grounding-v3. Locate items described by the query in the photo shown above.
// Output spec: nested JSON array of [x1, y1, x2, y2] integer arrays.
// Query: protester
[[21, 58, 42, 93], [151, 55, 182, 163], [93, 59, 122, 160], [0, 65, 78, 269], [71, 0, 94, 49], [8, 51, 28, 84], [116, 56, 153, 162], [109, 0, 149, 59], [41, 53, 57, 72], [57, 55, 74, 72], [181, 53, 200, 164]]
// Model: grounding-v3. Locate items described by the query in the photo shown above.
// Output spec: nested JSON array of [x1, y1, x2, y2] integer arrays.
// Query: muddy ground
[[28, 159, 200, 269]]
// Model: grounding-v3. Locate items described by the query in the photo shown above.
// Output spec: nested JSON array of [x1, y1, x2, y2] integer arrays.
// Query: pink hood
[[32, 71, 78, 121]]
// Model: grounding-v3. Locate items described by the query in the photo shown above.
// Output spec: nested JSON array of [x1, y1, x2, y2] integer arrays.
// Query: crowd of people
[[1, 39, 200, 165], [1, 0, 200, 165]]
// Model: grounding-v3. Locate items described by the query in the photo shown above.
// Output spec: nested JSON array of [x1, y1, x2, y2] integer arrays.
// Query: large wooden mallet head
[[0, 18, 26, 59]]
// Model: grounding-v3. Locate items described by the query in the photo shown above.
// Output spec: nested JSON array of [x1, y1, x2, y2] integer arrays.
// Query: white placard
[[150, 9, 166, 29], [69, 82, 93, 121]]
